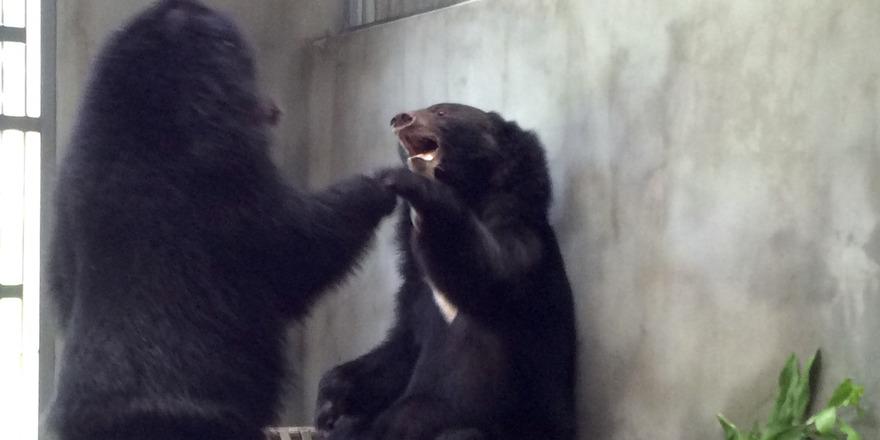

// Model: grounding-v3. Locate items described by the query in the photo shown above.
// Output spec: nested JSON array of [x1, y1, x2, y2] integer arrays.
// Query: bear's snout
[[391, 112, 415, 130]]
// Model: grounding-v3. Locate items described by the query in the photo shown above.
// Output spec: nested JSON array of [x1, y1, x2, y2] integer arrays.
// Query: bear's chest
[[411, 207, 459, 324]]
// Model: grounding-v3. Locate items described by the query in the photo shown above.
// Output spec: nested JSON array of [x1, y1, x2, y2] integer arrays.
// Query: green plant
[[717, 350, 865, 440]]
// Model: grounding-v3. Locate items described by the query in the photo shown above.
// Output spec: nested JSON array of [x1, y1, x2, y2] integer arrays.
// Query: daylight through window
[[0, 1, 42, 439]]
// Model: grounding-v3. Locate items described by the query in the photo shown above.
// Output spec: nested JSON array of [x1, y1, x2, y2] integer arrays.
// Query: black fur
[[47, 2, 395, 439], [315, 104, 576, 440]]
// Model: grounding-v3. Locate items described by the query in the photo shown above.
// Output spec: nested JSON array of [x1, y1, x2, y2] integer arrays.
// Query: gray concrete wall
[[296, 1, 880, 439]]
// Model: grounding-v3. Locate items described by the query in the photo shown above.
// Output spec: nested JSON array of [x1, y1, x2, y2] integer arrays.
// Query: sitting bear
[[315, 104, 577, 440], [47, 1, 396, 440]]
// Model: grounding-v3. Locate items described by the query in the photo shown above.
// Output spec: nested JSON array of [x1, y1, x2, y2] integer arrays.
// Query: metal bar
[[364, 0, 375, 24], [0, 25, 26, 42], [0, 114, 40, 131], [38, 0, 59, 437], [343, 0, 472, 32], [0, 284, 23, 299]]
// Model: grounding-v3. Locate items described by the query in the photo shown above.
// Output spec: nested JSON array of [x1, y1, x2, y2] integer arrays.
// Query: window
[[0, 0, 42, 439], [346, 0, 470, 28]]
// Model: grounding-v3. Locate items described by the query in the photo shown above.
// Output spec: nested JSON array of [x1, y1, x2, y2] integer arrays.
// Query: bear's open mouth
[[397, 133, 442, 178], [398, 133, 440, 158]]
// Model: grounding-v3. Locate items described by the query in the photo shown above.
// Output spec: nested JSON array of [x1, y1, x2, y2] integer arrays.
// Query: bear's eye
[[437, 110, 446, 116]]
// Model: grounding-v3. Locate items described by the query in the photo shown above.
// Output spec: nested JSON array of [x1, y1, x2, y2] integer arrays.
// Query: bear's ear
[[489, 113, 527, 148], [487, 112, 523, 149], [487, 114, 552, 214], [487, 112, 509, 132]]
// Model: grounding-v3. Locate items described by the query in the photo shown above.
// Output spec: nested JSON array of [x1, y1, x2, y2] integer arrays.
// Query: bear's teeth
[[408, 150, 440, 178], [413, 151, 436, 161]]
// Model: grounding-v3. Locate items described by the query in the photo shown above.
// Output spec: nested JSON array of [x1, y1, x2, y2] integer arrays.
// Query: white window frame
[[346, 0, 471, 29]]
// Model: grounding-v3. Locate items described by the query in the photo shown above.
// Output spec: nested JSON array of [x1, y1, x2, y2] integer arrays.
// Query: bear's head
[[83, 0, 279, 154], [391, 103, 551, 215]]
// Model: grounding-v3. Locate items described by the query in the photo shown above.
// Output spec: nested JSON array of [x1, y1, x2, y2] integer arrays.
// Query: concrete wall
[[296, 1, 880, 439]]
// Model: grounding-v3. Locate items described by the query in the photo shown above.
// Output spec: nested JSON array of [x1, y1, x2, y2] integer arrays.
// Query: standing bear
[[48, 1, 396, 440], [315, 104, 577, 440]]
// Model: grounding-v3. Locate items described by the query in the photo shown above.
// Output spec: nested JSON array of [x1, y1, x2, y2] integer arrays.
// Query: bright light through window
[[0, 296, 26, 438], [0, 0, 41, 439], [0, 131, 25, 285], [4, 42, 28, 117], [4, 0, 26, 28]]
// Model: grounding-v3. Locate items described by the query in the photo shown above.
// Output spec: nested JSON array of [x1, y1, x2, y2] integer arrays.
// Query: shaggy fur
[[47, 2, 395, 439], [316, 104, 576, 440]]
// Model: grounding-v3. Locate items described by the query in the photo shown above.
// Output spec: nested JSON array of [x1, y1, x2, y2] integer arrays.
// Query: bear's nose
[[390, 112, 415, 130]]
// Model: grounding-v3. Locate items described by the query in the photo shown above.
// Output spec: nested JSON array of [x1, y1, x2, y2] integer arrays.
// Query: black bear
[[315, 104, 577, 440], [47, 1, 396, 440]]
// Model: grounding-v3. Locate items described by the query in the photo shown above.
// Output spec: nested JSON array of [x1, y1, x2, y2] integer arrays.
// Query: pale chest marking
[[427, 278, 459, 324]]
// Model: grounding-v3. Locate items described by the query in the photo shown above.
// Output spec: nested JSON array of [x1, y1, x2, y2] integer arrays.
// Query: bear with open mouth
[[315, 103, 577, 440]]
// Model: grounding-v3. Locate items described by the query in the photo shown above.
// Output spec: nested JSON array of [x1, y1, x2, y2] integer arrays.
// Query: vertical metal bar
[[377, 0, 388, 22], [346, 0, 362, 28], [37, 0, 56, 439], [364, 0, 374, 24]]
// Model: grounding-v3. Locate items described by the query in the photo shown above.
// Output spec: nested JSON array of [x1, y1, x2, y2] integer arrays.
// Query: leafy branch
[[717, 350, 864, 440]]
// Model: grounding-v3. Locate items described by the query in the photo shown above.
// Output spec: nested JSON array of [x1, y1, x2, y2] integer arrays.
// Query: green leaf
[[774, 428, 808, 440], [793, 351, 819, 419], [718, 414, 745, 440], [748, 422, 762, 440], [770, 354, 800, 424], [718, 350, 866, 440], [812, 407, 837, 434], [760, 425, 806, 440], [769, 351, 818, 427], [839, 420, 861, 440], [827, 379, 864, 409]]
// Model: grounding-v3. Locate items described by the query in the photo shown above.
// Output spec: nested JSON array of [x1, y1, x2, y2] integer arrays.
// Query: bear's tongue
[[398, 130, 438, 155]]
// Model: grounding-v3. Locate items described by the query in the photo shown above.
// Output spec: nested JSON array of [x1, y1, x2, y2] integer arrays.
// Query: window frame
[[0, 283, 22, 298], [37, 0, 56, 438], [0, 1, 55, 439], [345, 0, 471, 30], [0, 1, 41, 303]]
